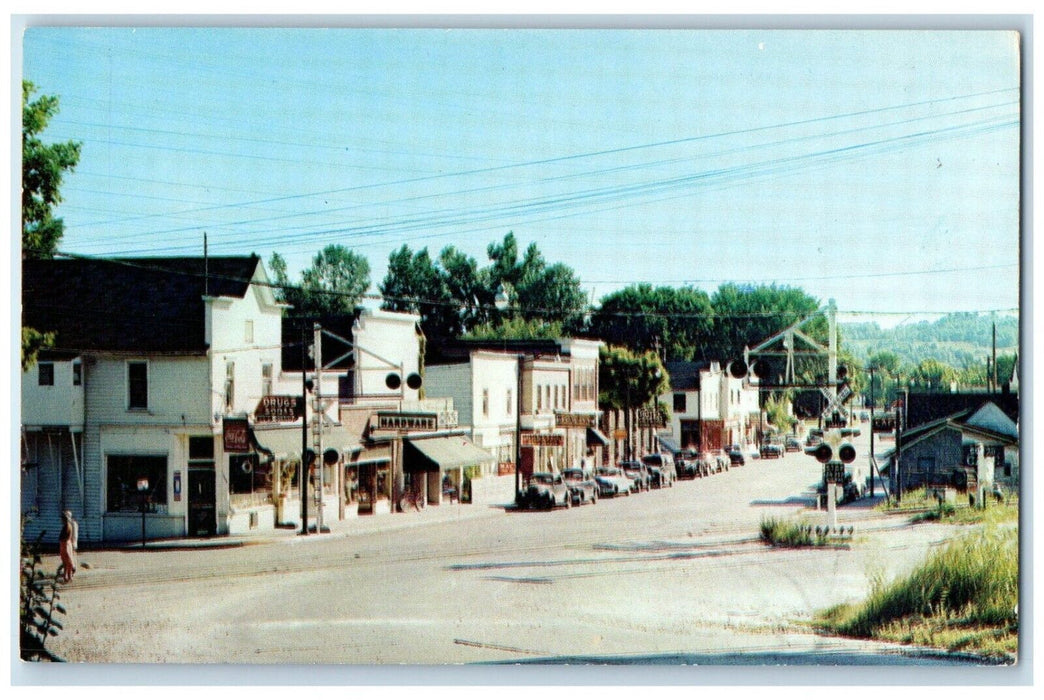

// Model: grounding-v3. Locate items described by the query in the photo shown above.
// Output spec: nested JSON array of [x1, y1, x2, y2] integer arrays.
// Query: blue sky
[[18, 26, 1022, 328]]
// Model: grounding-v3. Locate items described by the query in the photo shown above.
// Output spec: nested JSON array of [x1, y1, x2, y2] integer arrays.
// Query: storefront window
[[107, 455, 167, 512], [230, 453, 273, 506]]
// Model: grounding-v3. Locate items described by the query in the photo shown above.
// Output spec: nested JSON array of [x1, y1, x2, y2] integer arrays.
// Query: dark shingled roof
[[664, 361, 713, 392], [23, 256, 260, 354], [905, 392, 1019, 431]]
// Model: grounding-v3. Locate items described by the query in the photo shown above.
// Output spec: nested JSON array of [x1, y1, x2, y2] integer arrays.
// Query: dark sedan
[[562, 468, 598, 506]]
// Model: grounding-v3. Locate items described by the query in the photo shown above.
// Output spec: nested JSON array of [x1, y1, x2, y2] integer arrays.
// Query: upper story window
[[506, 389, 513, 415], [536, 384, 542, 411], [72, 361, 82, 386], [38, 362, 54, 386], [128, 361, 148, 410], [673, 393, 686, 413], [261, 363, 273, 397], [244, 320, 254, 344], [224, 361, 236, 412], [553, 385, 559, 410], [482, 388, 490, 417]]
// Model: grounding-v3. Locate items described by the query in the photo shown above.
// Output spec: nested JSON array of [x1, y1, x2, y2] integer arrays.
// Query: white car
[[594, 466, 633, 497]]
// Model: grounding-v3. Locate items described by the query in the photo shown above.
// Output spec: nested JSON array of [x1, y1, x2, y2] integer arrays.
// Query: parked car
[[619, 461, 650, 492], [747, 444, 761, 461], [728, 448, 746, 466], [675, 450, 701, 479], [521, 472, 571, 509], [785, 437, 802, 452], [562, 468, 598, 506], [594, 466, 633, 497], [641, 453, 676, 487], [760, 442, 783, 459]]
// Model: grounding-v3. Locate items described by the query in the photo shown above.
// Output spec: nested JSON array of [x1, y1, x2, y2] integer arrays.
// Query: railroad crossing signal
[[806, 428, 858, 464]]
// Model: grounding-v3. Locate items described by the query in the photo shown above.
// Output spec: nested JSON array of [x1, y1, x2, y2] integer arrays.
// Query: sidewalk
[[83, 499, 510, 553]]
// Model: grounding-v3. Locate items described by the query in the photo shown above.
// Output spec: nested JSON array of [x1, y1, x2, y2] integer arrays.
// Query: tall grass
[[819, 526, 1018, 658]]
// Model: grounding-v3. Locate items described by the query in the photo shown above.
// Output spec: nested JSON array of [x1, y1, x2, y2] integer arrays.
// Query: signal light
[[813, 443, 833, 464], [727, 360, 748, 379], [385, 373, 402, 390], [838, 443, 856, 464], [406, 372, 423, 390]]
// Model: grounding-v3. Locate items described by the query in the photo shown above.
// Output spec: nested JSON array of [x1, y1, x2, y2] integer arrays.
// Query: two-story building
[[21, 255, 296, 544], [658, 360, 760, 455], [427, 337, 606, 485]]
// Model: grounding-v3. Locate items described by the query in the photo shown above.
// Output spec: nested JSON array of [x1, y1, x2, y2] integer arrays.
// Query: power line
[[59, 88, 1017, 248], [44, 250, 1020, 321]]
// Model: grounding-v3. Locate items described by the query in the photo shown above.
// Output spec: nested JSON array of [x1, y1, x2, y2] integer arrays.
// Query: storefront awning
[[586, 427, 611, 447], [253, 424, 361, 461], [404, 436, 495, 473], [657, 435, 680, 454]]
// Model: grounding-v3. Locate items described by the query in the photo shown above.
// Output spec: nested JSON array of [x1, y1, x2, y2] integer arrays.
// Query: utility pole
[[313, 322, 324, 533], [869, 366, 875, 497], [514, 354, 524, 505], [300, 325, 309, 535]]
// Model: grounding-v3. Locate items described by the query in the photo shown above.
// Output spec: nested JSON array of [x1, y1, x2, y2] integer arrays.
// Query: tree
[[299, 244, 370, 317], [598, 345, 670, 411], [22, 81, 81, 259], [21, 328, 55, 373], [379, 245, 456, 342], [589, 284, 713, 361], [465, 317, 564, 341], [20, 526, 66, 661], [707, 283, 824, 364], [486, 233, 587, 329], [267, 252, 298, 306]]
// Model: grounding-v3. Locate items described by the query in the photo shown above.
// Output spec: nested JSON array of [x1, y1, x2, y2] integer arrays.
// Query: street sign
[[824, 462, 845, 483], [612, 428, 628, 440], [254, 395, 304, 423], [555, 412, 594, 429]]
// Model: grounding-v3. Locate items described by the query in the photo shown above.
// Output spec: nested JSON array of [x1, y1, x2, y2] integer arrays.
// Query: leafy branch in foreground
[[20, 526, 66, 661]]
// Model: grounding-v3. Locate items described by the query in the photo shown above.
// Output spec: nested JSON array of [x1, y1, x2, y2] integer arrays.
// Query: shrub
[[20, 528, 66, 661]]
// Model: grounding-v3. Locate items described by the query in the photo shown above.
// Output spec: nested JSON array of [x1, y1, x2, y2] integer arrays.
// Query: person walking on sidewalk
[[59, 510, 78, 583]]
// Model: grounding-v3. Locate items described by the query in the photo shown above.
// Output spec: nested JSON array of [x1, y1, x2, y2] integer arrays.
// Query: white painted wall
[[353, 309, 422, 401], [22, 358, 85, 428]]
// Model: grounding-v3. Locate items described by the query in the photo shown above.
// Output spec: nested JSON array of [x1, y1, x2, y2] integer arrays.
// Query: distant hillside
[[841, 312, 1019, 369]]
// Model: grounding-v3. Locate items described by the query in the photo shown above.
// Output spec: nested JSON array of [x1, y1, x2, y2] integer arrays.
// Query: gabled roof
[[899, 402, 1018, 454], [664, 361, 713, 392], [966, 402, 1018, 439], [23, 256, 261, 355]]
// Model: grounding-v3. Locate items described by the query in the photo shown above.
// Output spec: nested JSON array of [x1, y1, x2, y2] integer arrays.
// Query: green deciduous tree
[[300, 244, 370, 317], [588, 284, 713, 361], [273, 245, 371, 318], [707, 283, 824, 364], [22, 81, 81, 260]]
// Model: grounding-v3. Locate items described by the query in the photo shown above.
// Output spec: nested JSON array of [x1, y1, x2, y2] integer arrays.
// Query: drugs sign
[[254, 395, 304, 423]]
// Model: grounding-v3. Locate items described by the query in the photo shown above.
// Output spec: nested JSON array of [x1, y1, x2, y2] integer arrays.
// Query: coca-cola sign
[[223, 418, 251, 453]]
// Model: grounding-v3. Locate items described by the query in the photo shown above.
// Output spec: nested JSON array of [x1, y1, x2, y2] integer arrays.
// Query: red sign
[[223, 418, 251, 453], [254, 395, 304, 423]]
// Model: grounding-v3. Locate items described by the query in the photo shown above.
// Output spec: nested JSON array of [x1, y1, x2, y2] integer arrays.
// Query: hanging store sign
[[223, 418, 251, 453], [520, 433, 565, 447], [555, 412, 594, 429], [636, 406, 667, 429], [376, 411, 438, 432], [254, 395, 304, 423]]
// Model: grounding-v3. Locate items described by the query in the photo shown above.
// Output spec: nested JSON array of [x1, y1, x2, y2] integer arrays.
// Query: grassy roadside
[[759, 515, 854, 547], [816, 521, 1018, 661]]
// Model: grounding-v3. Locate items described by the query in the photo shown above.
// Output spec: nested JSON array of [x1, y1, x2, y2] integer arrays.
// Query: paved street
[[45, 429, 982, 667]]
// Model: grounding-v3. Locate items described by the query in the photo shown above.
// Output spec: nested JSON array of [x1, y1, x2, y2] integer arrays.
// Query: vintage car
[[594, 466, 634, 497], [728, 447, 746, 466], [785, 436, 802, 452], [561, 468, 598, 506], [618, 461, 650, 492], [521, 472, 572, 510], [760, 442, 783, 459], [641, 453, 676, 487], [675, 450, 701, 479]]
